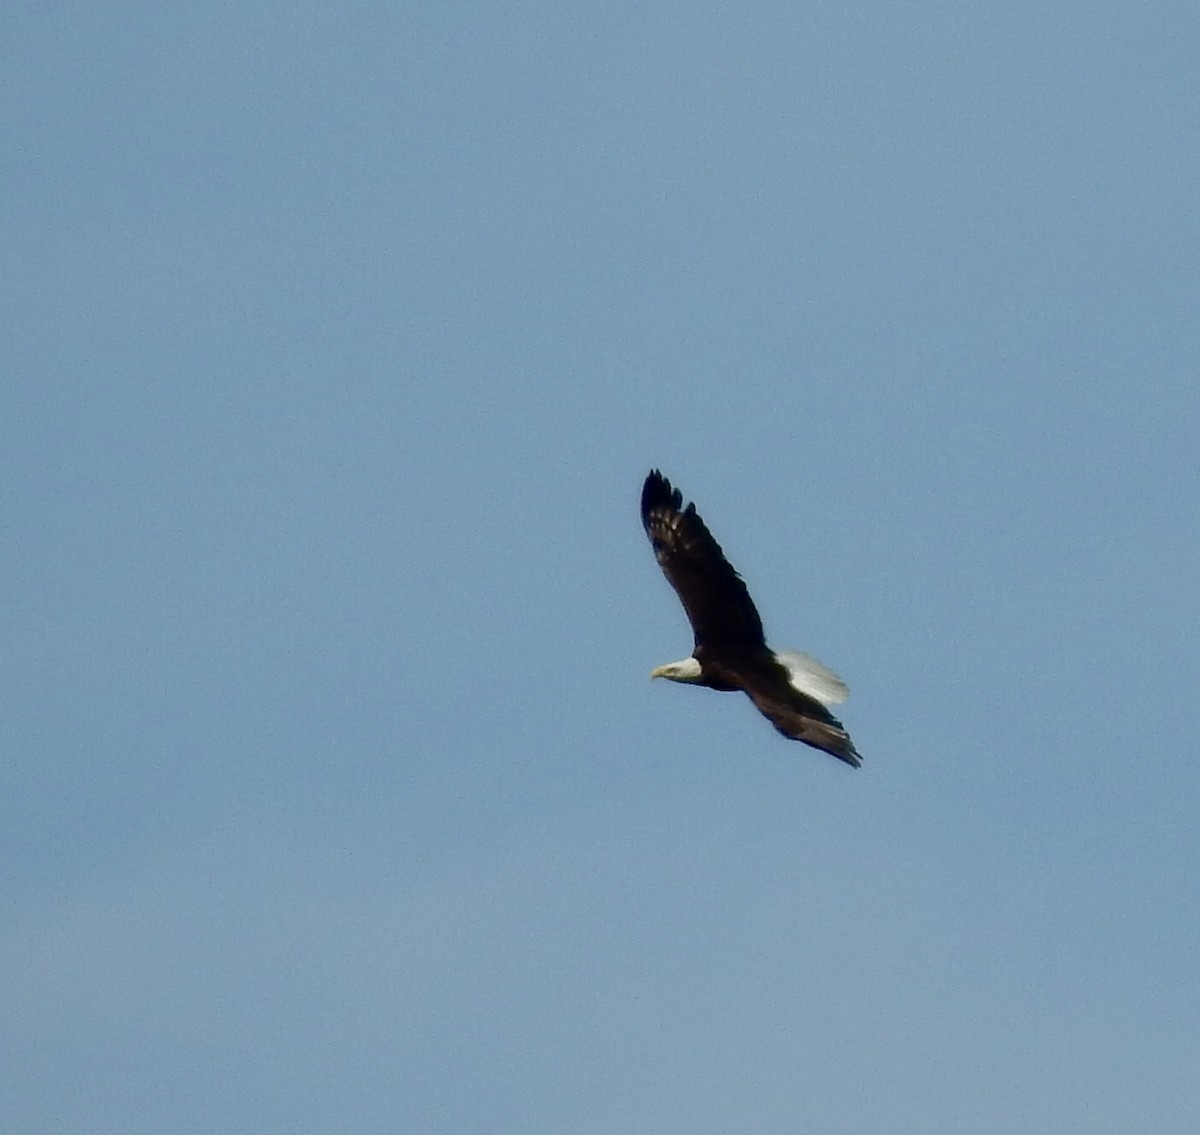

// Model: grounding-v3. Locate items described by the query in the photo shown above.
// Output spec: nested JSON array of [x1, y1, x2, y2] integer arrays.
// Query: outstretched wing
[[641, 470, 765, 650], [744, 690, 863, 767], [734, 662, 863, 767]]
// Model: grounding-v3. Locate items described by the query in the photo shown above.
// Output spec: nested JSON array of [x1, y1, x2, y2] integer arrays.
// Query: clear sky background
[[5, 3, 1199, 1132]]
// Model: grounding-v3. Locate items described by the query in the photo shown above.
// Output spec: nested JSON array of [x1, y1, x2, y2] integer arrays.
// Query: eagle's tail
[[774, 649, 849, 706]]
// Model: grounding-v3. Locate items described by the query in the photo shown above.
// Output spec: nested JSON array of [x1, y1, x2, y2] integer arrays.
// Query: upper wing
[[641, 470, 765, 650]]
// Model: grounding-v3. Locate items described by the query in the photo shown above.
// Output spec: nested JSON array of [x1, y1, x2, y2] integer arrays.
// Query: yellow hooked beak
[[650, 665, 668, 679]]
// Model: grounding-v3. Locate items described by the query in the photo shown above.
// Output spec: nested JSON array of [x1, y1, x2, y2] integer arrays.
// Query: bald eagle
[[642, 470, 862, 767]]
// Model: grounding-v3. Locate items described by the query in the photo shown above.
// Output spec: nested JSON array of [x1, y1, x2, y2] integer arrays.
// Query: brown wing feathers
[[743, 685, 863, 768], [640, 470, 765, 650]]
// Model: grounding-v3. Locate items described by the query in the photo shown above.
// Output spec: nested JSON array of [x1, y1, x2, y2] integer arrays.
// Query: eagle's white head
[[650, 657, 704, 683]]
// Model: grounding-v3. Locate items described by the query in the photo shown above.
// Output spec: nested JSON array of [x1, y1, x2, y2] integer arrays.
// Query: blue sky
[[5, 3, 1199, 1132]]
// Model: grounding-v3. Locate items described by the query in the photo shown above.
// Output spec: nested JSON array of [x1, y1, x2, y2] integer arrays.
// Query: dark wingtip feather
[[824, 729, 863, 769], [812, 721, 863, 768], [642, 469, 682, 523]]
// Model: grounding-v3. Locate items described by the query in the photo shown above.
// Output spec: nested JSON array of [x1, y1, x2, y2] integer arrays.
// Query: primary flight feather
[[641, 470, 862, 767]]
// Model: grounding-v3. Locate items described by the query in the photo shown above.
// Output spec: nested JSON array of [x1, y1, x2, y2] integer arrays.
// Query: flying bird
[[641, 470, 862, 767]]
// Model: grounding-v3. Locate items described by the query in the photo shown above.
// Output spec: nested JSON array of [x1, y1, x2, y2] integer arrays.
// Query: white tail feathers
[[774, 650, 849, 706]]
